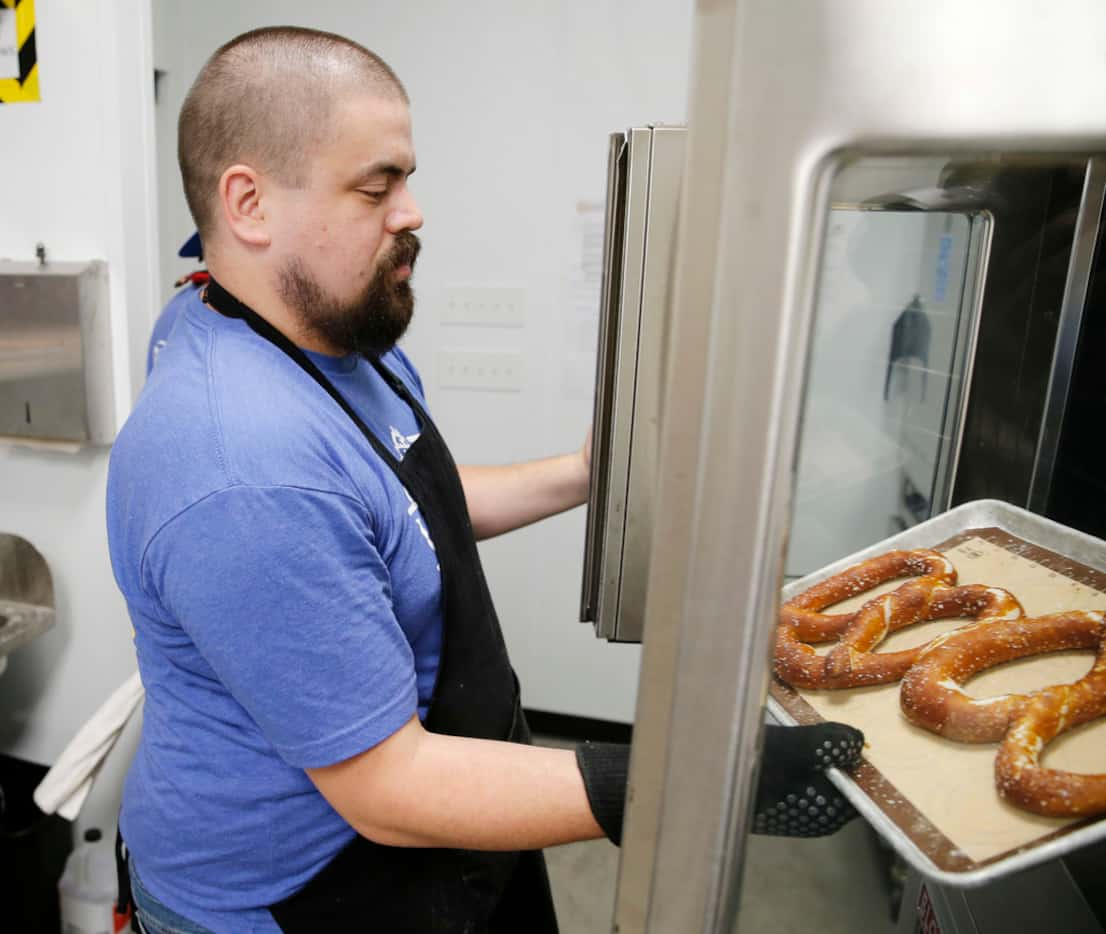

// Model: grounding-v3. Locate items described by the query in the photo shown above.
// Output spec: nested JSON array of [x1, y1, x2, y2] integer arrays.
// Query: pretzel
[[901, 611, 1106, 742], [775, 579, 1023, 689], [781, 549, 957, 642], [995, 634, 1106, 817]]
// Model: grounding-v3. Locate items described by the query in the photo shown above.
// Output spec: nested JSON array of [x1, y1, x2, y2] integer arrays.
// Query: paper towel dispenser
[[0, 260, 114, 445]]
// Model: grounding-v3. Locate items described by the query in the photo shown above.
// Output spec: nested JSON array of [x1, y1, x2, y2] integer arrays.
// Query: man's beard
[[278, 230, 421, 356]]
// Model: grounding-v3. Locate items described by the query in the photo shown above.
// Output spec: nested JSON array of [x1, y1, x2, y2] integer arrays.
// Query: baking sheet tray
[[766, 499, 1106, 888]]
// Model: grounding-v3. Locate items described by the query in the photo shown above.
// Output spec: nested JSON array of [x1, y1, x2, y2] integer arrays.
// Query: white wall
[[153, 1, 694, 722], [0, 0, 159, 765]]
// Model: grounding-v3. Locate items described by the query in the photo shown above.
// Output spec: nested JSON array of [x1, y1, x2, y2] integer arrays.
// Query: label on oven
[[916, 883, 943, 934]]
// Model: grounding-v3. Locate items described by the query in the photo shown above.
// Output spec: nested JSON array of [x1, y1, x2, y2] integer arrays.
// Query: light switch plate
[[437, 350, 524, 392], [442, 287, 525, 327]]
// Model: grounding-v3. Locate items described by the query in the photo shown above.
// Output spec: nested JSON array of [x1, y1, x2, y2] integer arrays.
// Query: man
[[108, 26, 862, 933], [147, 232, 207, 374]]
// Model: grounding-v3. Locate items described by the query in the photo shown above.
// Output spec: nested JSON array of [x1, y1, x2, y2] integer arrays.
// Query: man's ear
[[218, 164, 271, 247]]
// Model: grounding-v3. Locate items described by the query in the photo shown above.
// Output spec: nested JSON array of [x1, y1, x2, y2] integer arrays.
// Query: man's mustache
[[389, 231, 421, 270]]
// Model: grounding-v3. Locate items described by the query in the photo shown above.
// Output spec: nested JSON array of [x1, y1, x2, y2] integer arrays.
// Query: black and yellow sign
[[0, 0, 37, 104]]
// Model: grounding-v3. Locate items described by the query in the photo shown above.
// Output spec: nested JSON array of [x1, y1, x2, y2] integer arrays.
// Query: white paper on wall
[[562, 200, 604, 400], [0, 9, 18, 80]]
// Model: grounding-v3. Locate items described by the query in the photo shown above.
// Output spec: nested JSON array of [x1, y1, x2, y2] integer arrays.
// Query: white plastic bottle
[[58, 827, 118, 934]]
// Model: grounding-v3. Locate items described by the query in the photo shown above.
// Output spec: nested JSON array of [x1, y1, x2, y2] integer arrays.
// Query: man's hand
[[577, 721, 862, 846], [752, 722, 863, 837], [457, 425, 593, 540]]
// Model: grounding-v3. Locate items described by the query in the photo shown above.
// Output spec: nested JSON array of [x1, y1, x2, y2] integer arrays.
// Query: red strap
[[173, 270, 210, 288]]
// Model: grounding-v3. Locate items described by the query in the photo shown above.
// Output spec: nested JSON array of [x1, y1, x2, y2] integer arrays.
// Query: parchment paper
[[779, 533, 1106, 865]]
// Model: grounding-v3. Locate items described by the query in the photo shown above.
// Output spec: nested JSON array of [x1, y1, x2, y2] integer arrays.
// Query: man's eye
[[360, 190, 387, 201]]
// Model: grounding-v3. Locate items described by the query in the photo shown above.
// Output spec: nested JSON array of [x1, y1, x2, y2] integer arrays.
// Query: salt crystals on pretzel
[[994, 617, 1106, 817], [780, 549, 957, 642], [775, 573, 1022, 689], [901, 611, 1106, 742], [775, 548, 1106, 819]]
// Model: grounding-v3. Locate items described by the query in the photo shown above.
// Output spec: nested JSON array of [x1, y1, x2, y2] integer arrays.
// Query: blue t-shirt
[[146, 283, 197, 374], [108, 288, 443, 932]]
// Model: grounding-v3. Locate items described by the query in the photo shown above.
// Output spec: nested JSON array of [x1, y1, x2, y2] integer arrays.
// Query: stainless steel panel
[[1029, 158, 1106, 513], [897, 872, 979, 934], [615, 126, 687, 642], [614, 2, 1106, 932], [614, 1, 749, 925], [941, 214, 993, 513], [898, 861, 1104, 934], [595, 128, 652, 639], [581, 133, 628, 625], [0, 264, 87, 440], [963, 859, 1103, 934], [0, 260, 111, 444], [766, 498, 1106, 887], [581, 127, 686, 641]]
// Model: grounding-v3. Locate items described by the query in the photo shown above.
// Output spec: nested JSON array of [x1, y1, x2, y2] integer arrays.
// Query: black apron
[[205, 279, 560, 933]]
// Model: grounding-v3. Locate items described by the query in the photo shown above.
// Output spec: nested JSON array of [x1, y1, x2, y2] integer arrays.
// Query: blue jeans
[[129, 860, 215, 934]]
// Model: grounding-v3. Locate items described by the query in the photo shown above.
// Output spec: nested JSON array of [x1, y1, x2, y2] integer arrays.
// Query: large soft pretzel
[[776, 579, 1023, 690], [995, 636, 1106, 817], [901, 611, 1105, 742], [780, 549, 957, 642]]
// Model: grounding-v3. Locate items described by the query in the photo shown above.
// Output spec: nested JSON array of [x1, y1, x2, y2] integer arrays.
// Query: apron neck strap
[[202, 275, 399, 466]]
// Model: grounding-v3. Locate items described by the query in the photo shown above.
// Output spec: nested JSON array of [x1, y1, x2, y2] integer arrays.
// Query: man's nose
[[387, 189, 423, 233]]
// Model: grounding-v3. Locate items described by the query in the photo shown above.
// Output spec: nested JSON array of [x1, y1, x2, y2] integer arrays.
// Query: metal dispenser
[[0, 259, 114, 445]]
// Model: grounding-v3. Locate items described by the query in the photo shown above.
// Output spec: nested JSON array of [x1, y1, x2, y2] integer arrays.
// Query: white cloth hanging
[[33, 671, 145, 821]]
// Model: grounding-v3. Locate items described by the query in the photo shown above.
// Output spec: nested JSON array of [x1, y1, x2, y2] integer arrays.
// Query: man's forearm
[[308, 717, 606, 850], [459, 450, 589, 540]]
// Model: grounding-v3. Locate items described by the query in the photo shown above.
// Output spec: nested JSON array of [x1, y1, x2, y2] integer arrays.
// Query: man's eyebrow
[[351, 161, 416, 185]]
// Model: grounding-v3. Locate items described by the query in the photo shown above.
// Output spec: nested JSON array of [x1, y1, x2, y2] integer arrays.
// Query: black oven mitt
[[751, 722, 863, 837], [576, 722, 863, 845]]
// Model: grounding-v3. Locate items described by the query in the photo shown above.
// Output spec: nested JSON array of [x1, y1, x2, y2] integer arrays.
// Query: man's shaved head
[[178, 26, 407, 242]]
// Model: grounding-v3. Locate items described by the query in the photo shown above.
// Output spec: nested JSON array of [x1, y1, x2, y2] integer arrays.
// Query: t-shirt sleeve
[[146, 285, 195, 376], [142, 483, 418, 769]]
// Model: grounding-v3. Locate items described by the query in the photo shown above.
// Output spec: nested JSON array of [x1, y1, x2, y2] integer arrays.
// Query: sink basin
[[0, 534, 54, 656]]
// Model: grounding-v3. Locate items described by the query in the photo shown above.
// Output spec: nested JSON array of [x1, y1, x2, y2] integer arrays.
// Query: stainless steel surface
[[1029, 158, 1106, 513], [897, 861, 1104, 934], [0, 533, 55, 655], [897, 871, 978, 934], [0, 259, 112, 444], [580, 127, 687, 642], [596, 128, 651, 639], [615, 127, 686, 642], [614, 2, 1106, 932], [580, 132, 627, 626], [613, 2, 738, 926], [941, 214, 993, 515], [766, 498, 1106, 888], [963, 859, 1103, 934]]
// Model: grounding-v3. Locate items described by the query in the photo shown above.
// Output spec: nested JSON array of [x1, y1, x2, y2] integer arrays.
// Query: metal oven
[[578, 2, 1106, 931]]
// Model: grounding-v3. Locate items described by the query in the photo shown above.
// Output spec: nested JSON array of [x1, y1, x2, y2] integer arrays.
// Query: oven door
[[580, 125, 685, 642], [613, 2, 1106, 932]]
